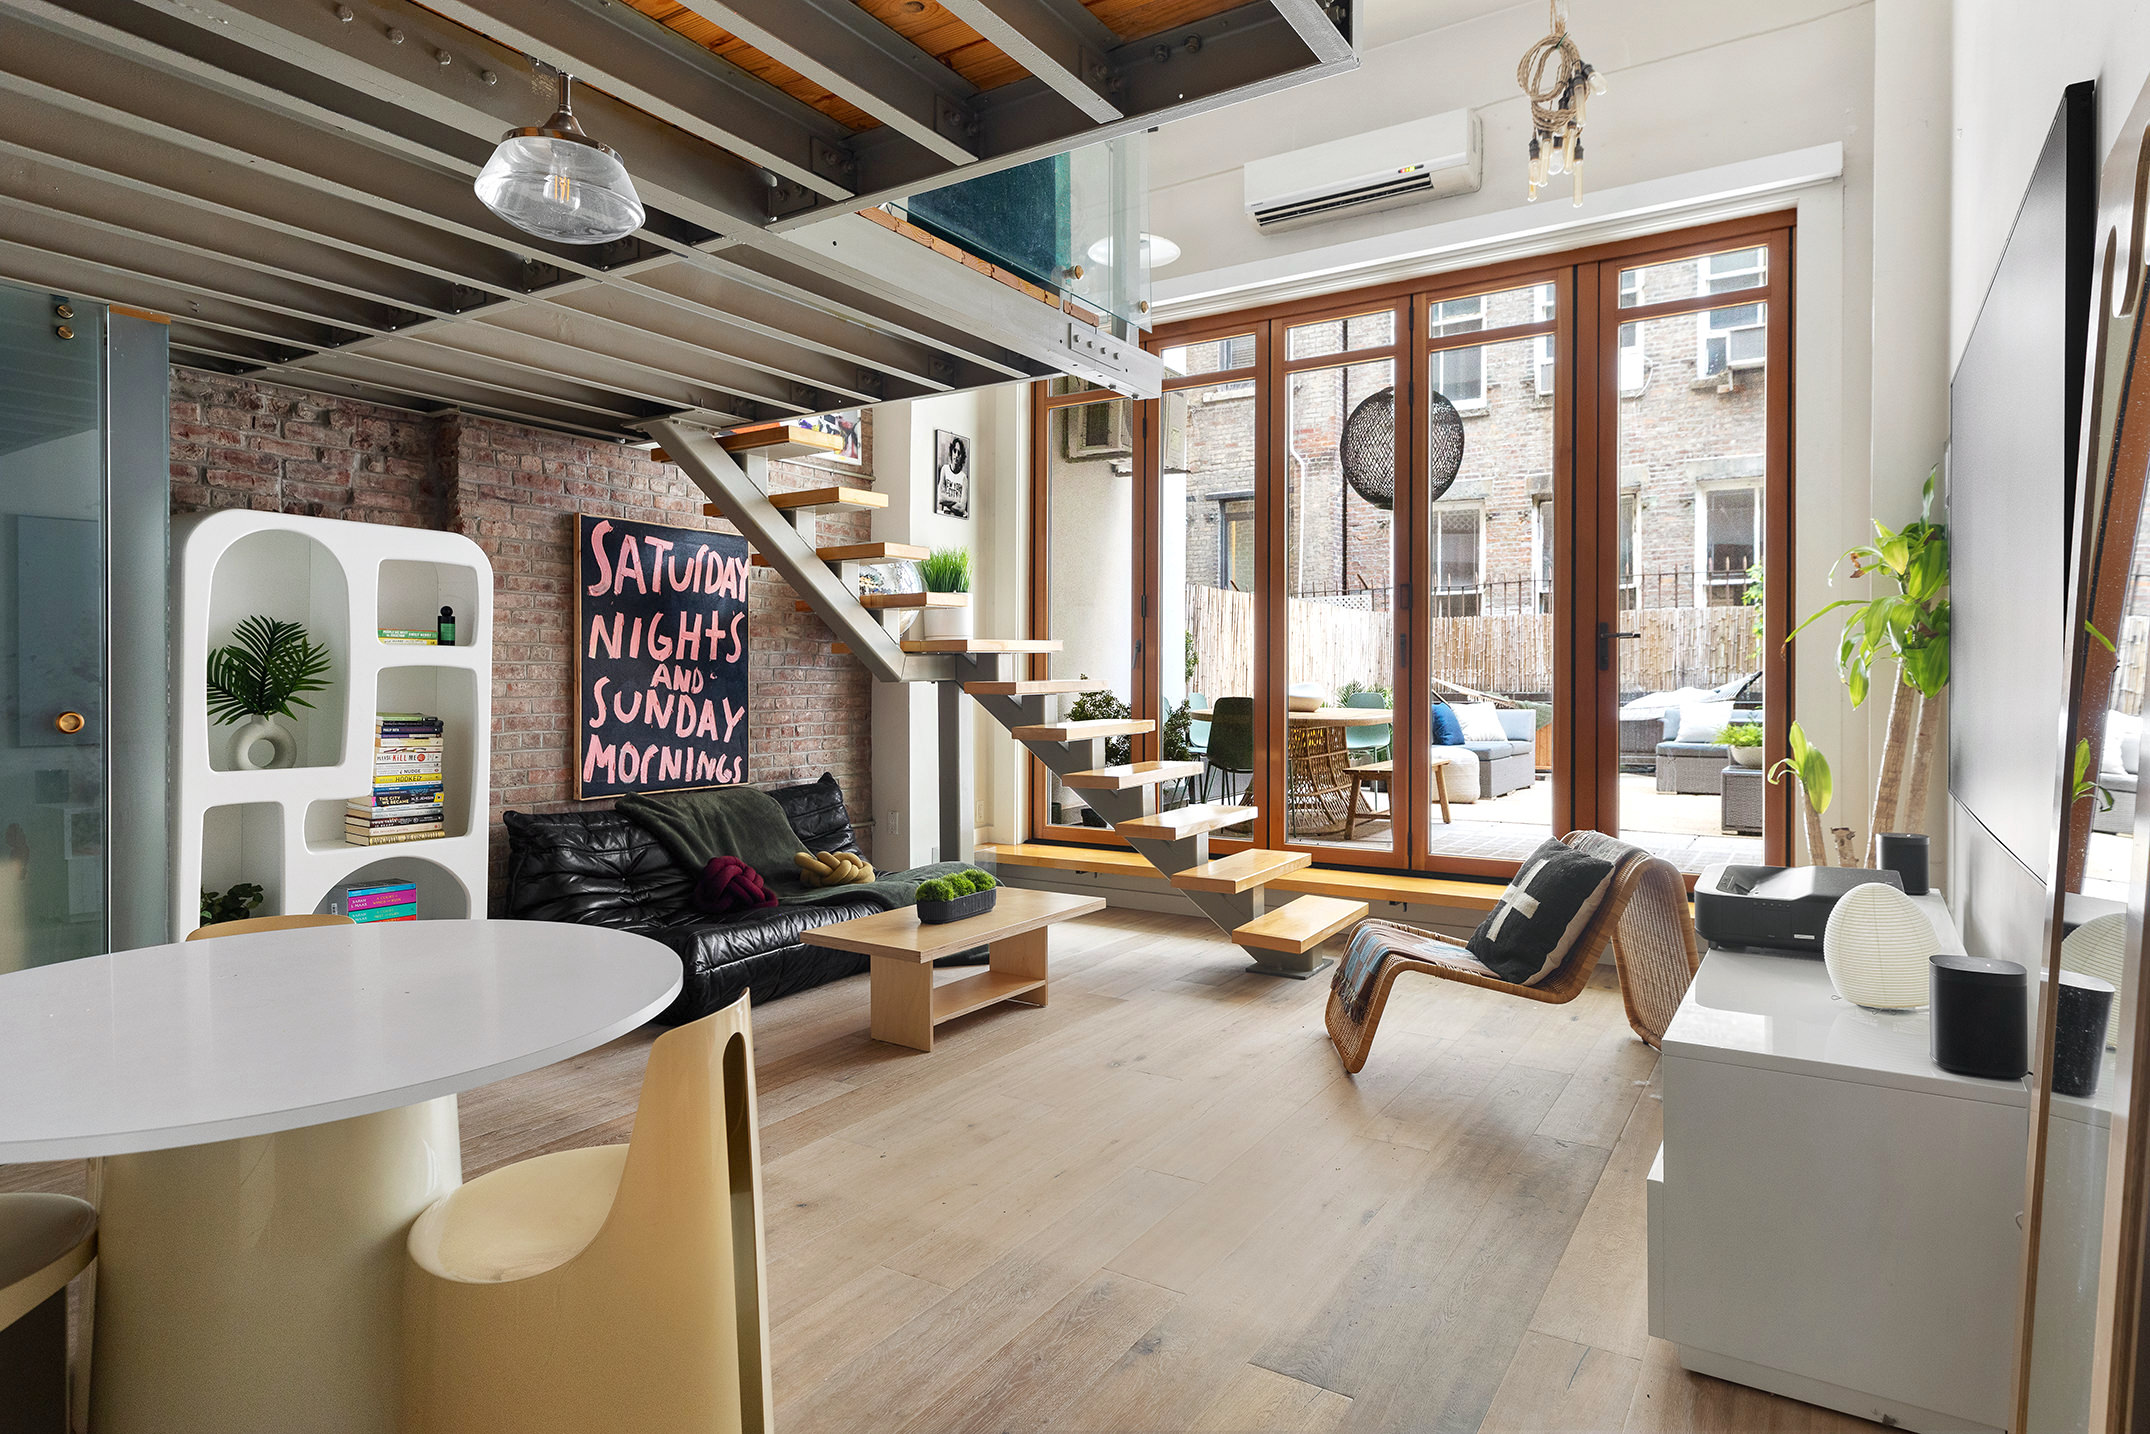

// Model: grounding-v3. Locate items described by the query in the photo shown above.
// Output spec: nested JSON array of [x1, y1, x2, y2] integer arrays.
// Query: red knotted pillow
[[691, 854, 777, 916]]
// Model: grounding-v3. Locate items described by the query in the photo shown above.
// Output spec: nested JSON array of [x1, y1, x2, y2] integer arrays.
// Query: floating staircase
[[645, 418, 1368, 978]]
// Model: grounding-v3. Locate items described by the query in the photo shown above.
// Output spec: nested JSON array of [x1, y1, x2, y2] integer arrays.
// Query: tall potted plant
[[1786, 470, 1949, 864], [206, 615, 333, 770], [918, 546, 972, 640]]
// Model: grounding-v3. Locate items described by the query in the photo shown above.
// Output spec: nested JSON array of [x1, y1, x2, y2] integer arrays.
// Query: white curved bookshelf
[[173, 512, 493, 936]]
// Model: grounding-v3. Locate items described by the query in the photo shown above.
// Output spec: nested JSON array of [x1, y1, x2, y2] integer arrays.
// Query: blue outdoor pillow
[[1430, 701, 1465, 746]]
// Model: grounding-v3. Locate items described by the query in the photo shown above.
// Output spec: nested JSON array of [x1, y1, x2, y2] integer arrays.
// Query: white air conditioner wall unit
[[1243, 110, 1482, 232]]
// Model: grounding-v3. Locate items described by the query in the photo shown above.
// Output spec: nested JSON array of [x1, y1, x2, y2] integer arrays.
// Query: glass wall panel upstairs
[[899, 134, 1152, 333]]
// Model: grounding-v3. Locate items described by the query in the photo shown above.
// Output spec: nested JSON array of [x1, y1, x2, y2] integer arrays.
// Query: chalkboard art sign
[[575, 514, 750, 798]]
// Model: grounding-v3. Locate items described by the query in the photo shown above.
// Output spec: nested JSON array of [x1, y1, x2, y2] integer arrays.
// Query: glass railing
[[897, 132, 1151, 335]]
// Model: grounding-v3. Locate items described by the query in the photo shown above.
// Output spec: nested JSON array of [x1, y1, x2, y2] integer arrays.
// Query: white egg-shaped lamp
[[1822, 881, 1939, 1009], [2061, 912, 2126, 1048]]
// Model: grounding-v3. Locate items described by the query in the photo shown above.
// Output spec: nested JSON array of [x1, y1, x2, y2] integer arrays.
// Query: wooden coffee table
[[802, 886, 1107, 1051]]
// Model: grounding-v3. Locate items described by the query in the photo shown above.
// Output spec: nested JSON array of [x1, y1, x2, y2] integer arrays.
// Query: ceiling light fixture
[[474, 69, 645, 244], [1517, 0, 1605, 207]]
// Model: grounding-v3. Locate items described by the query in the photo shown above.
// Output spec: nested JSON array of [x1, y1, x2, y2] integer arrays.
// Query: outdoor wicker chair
[[1324, 831, 1701, 1074]]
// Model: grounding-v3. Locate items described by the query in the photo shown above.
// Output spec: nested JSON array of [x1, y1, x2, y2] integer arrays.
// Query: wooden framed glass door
[[1030, 212, 1796, 876]]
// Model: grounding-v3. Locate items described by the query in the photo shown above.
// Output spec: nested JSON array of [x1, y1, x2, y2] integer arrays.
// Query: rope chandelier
[[1517, 0, 1606, 206]]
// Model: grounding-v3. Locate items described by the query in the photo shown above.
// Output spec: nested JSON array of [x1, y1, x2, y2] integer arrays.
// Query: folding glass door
[[1037, 215, 1792, 875]]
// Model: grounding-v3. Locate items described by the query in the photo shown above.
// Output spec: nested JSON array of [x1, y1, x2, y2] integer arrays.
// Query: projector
[[1693, 863, 1905, 956]]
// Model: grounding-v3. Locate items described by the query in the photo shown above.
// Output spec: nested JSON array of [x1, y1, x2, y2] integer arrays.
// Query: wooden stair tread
[[650, 427, 848, 463], [963, 679, 1114, 697], [1270, 868, 1504, 911], [1234, 896, 1367, 954], [975, 844, 1508, 914], [834, 637, 1062, 655], [751, 542, 927, 568], [1009, 719, 1156, 741], [1118, 803, 1257, 840], [1063, 760, 1207, 791], [793, 592, 965, 612], [1171, 848, 1313, 894], [703, 486, 885, 519], [976, 843, 1154, 875]]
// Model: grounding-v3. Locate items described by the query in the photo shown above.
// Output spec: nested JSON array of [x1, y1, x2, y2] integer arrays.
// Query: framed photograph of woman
[[934, 429, 970, 519]]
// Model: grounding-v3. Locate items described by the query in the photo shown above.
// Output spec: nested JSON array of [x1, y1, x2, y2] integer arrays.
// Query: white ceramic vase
[[1730, 745, 1764, 769], [229, 715, 297, 771], [1822, 881, 1939, 1009], [920, 602, 973, 640]]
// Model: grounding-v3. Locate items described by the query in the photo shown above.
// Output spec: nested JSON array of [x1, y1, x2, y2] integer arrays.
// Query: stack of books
[[346, 713, 445, 846], [378, 627, 438, 646], [338, 879, 417, 924]]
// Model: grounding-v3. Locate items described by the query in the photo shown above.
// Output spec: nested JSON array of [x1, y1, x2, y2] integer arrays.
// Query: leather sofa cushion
[[504, 807, 689, 930], [768, 772, 862, 856]]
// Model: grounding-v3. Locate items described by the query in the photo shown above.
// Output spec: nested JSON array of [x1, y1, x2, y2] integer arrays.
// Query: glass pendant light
[[474, 70, 645, 244]]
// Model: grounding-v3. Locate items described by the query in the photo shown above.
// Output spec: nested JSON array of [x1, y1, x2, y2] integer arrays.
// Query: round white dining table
[[0, 918, 681, 1434]]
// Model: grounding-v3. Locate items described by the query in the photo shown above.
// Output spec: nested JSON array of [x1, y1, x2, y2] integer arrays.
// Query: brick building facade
[[170, 369, 874, 908]]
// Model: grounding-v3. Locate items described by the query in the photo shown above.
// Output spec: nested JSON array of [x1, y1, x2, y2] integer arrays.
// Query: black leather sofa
[[504, 773, 966, 1024]]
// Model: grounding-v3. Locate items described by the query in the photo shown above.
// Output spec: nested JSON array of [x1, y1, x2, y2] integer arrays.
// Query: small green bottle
[[437, 605, 456, 647]]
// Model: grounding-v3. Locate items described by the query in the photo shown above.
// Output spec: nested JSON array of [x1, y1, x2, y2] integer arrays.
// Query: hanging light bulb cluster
[[1517, 0, 1606, 207]]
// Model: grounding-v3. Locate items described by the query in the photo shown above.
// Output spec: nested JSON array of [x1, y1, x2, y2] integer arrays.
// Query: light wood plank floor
[[4, 909, 1882, 1432]]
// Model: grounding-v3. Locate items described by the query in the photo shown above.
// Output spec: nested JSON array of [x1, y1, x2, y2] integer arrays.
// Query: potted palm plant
[[918, 546, 973, 639], [206, 615, 334, 769]]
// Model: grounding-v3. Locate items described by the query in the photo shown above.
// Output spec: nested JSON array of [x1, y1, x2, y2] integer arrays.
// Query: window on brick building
[[1534, 286, 1557, 396], [1617, 271, 1645, 393], [1532, 496, 1554, 613], [1428, 297, 1485, 411], [1432, 506, 1482, 616], [1698, 484, 1760, 605], [1218, 495, 1255, 591], [1697, 249, 1768, 377]]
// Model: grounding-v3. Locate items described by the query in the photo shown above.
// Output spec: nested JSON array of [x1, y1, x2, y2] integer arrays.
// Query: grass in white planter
[[918, 546, 973, 639]]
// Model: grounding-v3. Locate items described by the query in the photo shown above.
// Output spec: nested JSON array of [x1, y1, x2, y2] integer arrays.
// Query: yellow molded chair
[[401, 994, 772, 1434], [185, 912, 355, 941], [0, 1193, 97, 1433]]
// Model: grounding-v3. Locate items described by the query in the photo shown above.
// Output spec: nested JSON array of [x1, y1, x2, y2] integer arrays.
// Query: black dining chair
[[1205, 697, 1254, 803]]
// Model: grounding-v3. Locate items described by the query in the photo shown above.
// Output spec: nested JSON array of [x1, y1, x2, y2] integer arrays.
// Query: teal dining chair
[[1343, 690, 1392, 764]]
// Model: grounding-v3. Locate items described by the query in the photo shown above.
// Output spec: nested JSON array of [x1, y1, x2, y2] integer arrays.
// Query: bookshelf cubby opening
[[198, 802, 285, 928], [377, 558, 483, 650], [313, 855, 471, 921], [204, 530, 349, 772]]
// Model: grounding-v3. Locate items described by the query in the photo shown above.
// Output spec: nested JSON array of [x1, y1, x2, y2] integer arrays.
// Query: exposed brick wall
[[169, 368, 875, 911]]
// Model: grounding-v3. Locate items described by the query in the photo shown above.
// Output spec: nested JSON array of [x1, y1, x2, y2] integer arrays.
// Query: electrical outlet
[[975, 799, 987, 825], [887, 810, 900, 836]]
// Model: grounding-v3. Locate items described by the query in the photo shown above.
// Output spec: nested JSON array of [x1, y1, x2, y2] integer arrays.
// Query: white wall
[[1147, 0, 1913, 861], [1951, 3, 2150, 364], [1150, 0, 1874, 284], [867, 384, 1030, 867]]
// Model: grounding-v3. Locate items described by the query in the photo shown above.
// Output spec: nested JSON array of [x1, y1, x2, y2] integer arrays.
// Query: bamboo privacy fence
[[1185, 584, 1759, 700]]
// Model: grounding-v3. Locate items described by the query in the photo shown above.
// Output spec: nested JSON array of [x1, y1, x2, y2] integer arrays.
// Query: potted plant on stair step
[[919, 545, 973, 640]]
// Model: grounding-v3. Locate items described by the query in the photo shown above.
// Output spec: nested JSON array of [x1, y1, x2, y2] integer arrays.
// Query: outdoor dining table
[[1190, 706, 1395, 835], [0, 918, 681, 1434]]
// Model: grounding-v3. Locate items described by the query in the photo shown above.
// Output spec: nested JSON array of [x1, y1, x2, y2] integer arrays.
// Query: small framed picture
[[800, 411, 862, 465], [934, 429, 970, 519]]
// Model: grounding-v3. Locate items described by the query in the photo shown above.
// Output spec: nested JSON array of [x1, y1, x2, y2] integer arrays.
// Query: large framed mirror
[[2022, 73, 2150, 1434]]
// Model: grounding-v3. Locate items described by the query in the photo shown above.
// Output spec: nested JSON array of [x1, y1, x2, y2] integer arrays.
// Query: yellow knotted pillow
[[793, 849, 875, 888]]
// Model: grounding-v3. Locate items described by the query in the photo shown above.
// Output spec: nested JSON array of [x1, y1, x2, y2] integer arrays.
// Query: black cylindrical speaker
[[2051, 969, 2116, 1098], [1878, 832, 1931, 896], [1931, 954, 2028, 1080]]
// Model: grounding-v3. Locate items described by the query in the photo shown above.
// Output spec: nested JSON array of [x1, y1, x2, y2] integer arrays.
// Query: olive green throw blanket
[[617, 787, 960, 908]]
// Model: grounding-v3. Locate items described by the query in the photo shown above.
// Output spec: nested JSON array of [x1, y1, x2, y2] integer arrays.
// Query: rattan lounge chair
[[1324, 831, 1701, 1074]]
